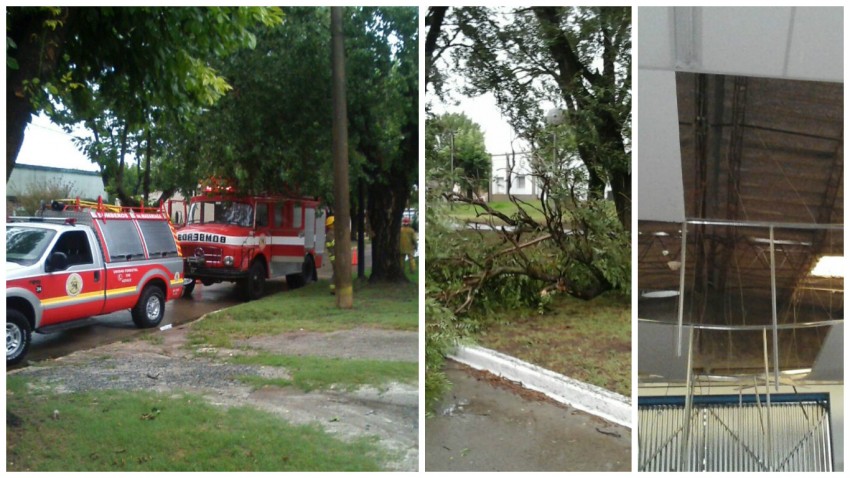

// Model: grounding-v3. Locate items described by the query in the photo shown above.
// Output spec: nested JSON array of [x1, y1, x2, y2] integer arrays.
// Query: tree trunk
[[424, 7, 448, 93], [367, 179, 408, 283], [533, 7, 630, 230], [143, 129, 152, 206], [331, 7, 353, 308], [112, 123, 140, 207], [6, 8, 74, 180], [368, 90, 417, 283], [610, 166, 631, 231]]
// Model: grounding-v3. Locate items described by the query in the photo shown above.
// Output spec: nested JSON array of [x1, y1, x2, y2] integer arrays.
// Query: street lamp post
[[545, 107, 567, 197], [546, 107, 566, 163], [450, 131, 455, 184]]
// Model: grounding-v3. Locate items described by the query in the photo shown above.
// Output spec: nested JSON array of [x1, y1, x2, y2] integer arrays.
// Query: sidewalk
[[425, 361, 631, 471]]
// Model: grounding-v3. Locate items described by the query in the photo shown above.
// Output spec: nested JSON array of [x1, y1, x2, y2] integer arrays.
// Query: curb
[[449, 345, 632, 429]]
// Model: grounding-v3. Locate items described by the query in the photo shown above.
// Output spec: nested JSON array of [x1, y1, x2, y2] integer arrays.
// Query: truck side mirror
[[46, 251, 69, 273]]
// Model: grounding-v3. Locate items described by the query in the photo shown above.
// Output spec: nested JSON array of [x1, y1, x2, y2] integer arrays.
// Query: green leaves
[[437, 6, 631, 228], [426, 112, 490, 196], [7, 6, 289, 196], [6, 36, 19, 69]]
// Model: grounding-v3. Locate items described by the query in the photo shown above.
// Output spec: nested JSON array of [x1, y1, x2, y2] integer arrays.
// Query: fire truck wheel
[[7, 310, 32, 366], [132, 285, 166, 328], [183, 280, 196, 297], [303, 254, 317, 282], [243, 261, 266, 301]]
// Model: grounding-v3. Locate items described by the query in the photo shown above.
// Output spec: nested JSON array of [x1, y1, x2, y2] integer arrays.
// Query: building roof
[[13, 163, 102, 177]]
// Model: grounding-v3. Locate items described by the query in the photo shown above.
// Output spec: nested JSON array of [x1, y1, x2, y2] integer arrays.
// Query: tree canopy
[[430, 6, 631, 229], [424, 6, 631, 408], [8, 7, 418, 284], [176, 7, 418, 284], [425, 112, 490, 198], [424, 6, 632, 308], [6, 7, 284, 183]]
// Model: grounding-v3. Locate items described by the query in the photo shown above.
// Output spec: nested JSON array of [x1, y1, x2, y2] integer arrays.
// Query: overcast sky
[[427, 9, 561, 159], [431, 90, 523, 157], [16, 114, 98, 172]]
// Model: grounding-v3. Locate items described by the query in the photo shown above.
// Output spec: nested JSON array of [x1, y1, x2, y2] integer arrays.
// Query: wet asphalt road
[[11, 248, 355, 370], [12, 281, 254, 369]]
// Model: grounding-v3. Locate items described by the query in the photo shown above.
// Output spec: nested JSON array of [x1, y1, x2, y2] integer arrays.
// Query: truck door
[[39, 229, 106, 327]]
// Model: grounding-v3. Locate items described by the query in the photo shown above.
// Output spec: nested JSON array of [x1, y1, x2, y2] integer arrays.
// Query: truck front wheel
[[7, 310, 32, 365], [242, 261, 266, 301], [132, 286, 166, 328]]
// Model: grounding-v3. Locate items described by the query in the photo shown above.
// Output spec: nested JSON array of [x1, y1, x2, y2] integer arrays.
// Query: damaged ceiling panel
[[639, 73, 843, 378], [676, 73, 843, 225]]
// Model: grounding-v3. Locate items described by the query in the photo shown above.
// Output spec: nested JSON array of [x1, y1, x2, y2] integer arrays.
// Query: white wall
[[490, 151, 537, 198], [639, 7, 843, 82], [7, 164, 107, 201]]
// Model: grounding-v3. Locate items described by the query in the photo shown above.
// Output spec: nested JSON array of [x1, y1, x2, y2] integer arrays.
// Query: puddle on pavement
[[426, 360, 631, 471]]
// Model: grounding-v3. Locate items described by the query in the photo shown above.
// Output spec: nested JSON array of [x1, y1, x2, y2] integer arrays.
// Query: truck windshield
[[6, 226, 57, 266], [188, 201, 254, 227]]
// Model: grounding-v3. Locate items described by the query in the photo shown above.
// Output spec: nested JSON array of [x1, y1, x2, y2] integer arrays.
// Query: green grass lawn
[[5, 376, 386, 472], [7, 277, 418, 472], [189, 279, 418, 349], [475, 292, 631, 396], [445, 200, 548, 224]]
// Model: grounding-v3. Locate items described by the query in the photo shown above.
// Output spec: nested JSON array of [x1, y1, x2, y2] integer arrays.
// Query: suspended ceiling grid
[[637, 7, 843, 381], [640, 74, 844, 325]]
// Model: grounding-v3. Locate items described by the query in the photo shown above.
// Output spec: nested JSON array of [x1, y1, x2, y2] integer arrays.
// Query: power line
[[489, 150, 533, 158], [27, 122, 89, 139]]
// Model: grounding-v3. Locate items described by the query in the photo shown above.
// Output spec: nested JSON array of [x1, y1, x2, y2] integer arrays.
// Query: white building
[[6, 164, 107, 214], [488, 151, 539, 201]]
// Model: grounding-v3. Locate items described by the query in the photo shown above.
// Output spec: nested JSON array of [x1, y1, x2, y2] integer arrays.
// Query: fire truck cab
[[177, 186, 325, 301]]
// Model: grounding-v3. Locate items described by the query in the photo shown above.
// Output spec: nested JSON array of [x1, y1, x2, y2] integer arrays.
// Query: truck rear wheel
[[304, 254, 317, 282], [7, 310, 31, 365], [242, 261, 266, 301], [287, 254, 315, 289], [132, 285, 165, 328]]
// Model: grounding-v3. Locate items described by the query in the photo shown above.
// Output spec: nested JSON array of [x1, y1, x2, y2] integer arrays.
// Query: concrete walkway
[[425, 361, 631, 471]]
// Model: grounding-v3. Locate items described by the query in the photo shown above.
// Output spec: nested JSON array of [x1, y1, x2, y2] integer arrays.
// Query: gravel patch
[[237, 328, 418, 362], [19, 354, 289, 395]]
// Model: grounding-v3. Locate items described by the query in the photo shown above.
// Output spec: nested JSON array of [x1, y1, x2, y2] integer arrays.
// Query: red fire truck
[[176, 182, 326, 300]]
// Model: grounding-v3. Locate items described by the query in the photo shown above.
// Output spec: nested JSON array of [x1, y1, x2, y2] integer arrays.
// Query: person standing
[[399, 216, 417, 273], [325, 215, 336, 294]]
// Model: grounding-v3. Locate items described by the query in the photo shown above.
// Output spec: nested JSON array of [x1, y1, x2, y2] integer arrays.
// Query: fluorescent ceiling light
[[641, 290, 680, 299], [811, 256, 844, 278], [750, 237, 812, 246], [781, 368, 812, 376]]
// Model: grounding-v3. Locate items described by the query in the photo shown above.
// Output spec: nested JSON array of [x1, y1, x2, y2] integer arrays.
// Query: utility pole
[[331, 7, 353, 308], [449, 131, 455, 209]]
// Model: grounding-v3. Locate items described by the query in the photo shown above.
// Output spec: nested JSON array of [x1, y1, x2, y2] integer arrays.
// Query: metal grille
[[639, 395, 832, 472], [186, 245, 223, 264]]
